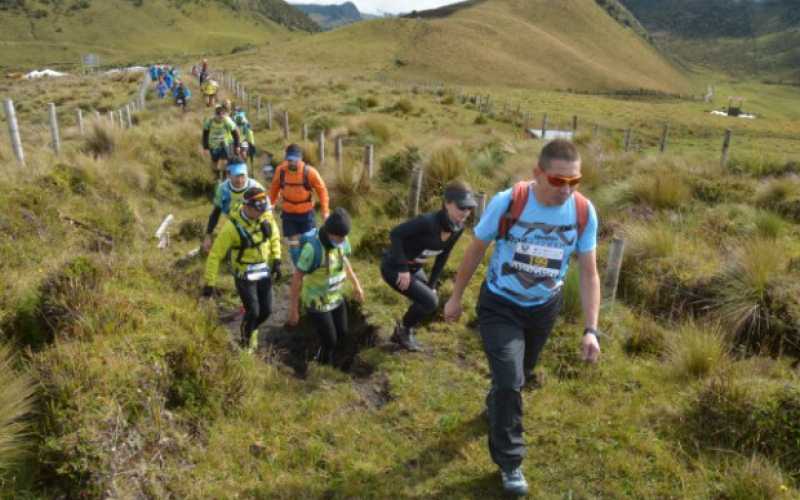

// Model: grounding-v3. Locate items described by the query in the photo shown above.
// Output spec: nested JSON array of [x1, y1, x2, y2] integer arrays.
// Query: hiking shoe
[[390, 323, 421, 352], [501, 467, 529, 497], [246, 330, 259, 355], [407, 330, 423, 351]]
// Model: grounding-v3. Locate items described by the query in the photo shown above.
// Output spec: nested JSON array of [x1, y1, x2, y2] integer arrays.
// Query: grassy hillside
[[1, 55, 799, 497], [239, 0, 691, 93], [0, 0, 317, 70], [620, 0, 800, 81]]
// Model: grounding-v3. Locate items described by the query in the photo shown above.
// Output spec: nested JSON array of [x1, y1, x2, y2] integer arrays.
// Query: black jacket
[[383, 209, 463, 288]]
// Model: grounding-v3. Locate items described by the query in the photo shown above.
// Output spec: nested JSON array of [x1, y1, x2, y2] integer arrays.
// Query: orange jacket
[[269, 161, 330, 218]]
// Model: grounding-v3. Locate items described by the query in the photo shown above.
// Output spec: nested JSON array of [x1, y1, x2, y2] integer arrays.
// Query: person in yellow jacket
[[203, 187, 281, 353]]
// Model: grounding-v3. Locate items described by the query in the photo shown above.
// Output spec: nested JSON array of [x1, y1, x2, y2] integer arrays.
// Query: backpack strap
[[231, 218, 267, 265], [279, 165, 286, 190], [574, 191, 589, 238], [497, 181, 532, 240], [303, 164, 311, 192]]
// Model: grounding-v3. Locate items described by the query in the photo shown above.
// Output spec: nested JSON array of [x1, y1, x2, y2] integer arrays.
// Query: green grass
[[0, 55, 799, 499]]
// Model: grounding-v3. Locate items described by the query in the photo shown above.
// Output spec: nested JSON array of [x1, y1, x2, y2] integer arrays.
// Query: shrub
[[715, 457, 790, 500], [423, 146, 467, 205], [380, 146, 421, 184], [756, 178, 800, 223], [355, 119, 392, 146], [353, 96, 379, 111], [560, 267, 581, 322], [665, 322, 728, 380], [331, 163, 370, 216], [471, 141, 507, 178], [754, 210, 786, 239], [474, 114, 488, 125], [308, 115, 339, 139], [389, 99, 413, 115], [622, 314, 668, 357], [355, 220, 393, 259]]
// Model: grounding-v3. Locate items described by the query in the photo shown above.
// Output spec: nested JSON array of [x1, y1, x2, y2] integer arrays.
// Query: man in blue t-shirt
[[444, 139, 601, 497]]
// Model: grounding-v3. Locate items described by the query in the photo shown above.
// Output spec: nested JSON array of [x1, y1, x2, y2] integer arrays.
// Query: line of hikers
[[202, 102, 258, 176], [201, 137, 601, 496], [150, 64, 191, 110]]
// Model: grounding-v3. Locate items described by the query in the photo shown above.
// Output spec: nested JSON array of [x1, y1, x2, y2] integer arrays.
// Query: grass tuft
[[666, 321, 728, 380], [0, 343, 35, 472]]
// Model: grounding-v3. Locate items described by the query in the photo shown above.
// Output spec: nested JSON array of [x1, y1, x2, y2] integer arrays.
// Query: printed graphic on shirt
[[412, 249, 444, 264], [501, 222, 576, 290]]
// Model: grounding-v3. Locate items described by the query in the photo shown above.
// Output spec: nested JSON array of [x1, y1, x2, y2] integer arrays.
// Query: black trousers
[[307, 302, 348, 366], [234, 277, 273, 344], [380, 261, 439, 329], [477, 282, 563, 471]]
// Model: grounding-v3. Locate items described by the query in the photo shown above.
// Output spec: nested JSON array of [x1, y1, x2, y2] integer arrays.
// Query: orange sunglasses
[[544, 174, 582, 188]]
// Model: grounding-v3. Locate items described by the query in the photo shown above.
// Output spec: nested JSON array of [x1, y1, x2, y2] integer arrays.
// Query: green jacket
[[297, 237, 351, 312], [205, 208, 281, 286]]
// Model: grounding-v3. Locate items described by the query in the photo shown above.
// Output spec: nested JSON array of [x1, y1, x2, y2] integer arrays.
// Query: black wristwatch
[[584, 327, 600, 339]]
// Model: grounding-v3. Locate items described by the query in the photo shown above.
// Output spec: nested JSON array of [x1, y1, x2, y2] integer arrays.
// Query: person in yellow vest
[[287, 208, 364, 367], [204, 187, 281, 354], [203, 104, 240, 178], [269, 144, 330, 259]]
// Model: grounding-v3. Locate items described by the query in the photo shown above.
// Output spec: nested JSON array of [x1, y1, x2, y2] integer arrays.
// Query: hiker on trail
[[269, 144, 330, 255], [164, 70, 174, 90], [203, 159, 265, 253], [156, 77, 169, 99], [382, 180, 476, 352], [202, 78, 219, 107], [443, 139, 601, 497], [149, 65, 158, 82], [203, 104, 240, 177], [287, 208, 364, 367], [232, 108, 256, 164], [199, 58, 209, 84], [173, 80, 191, 111], [203, 187, 281, 354]]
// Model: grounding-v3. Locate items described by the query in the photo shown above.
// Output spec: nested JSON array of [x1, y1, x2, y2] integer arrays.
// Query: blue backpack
[[290, 228, 324, 273]]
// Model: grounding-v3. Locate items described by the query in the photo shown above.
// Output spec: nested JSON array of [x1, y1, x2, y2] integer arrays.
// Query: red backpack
[[497, 181, 589, 240]]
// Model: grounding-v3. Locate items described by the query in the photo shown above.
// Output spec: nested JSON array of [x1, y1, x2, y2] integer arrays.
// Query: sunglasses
[[544, 174, 582, 188], [248, 201, 269, 212]]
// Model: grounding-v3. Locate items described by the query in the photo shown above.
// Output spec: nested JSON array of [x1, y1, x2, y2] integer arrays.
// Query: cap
[[227, 161, 247, 177], [285, 144, 303, 162], [444, 185, 477, 209]]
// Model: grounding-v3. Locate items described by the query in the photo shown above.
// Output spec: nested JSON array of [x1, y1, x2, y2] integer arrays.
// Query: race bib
[[512, 242, 564, 278], [328, 273, 346, 292], [245, 263, 270, 281]]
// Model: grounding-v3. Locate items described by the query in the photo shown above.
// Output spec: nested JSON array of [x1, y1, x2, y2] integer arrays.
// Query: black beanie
[[323, 208, 351, 237]]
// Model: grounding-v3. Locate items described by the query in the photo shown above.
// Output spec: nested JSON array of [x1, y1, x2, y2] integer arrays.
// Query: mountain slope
[[619, 0, 800, 80], [293, 2, 362, 30], [0, 0, 318, 70], [259, 0, 691, 93]]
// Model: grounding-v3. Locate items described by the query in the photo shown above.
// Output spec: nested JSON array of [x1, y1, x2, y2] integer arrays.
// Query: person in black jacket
[[381, 180, 477, 351]]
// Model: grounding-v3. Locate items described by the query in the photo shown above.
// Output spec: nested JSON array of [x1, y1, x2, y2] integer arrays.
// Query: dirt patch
[[221, 283, 381, 377], [354, 372, 393, 410]]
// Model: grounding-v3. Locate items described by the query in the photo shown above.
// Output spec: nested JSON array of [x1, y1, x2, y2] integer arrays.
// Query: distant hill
[[619, 0, 800, 81], [293, 2, 362, 30], [0, 0, 319, 69], [262, 0, 690, 93]]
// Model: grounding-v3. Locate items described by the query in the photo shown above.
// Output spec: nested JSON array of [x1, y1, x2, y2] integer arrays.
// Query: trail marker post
[[48, 103, 61, 155], [3, 99, 25, 166], [602, 237, 625, 308]]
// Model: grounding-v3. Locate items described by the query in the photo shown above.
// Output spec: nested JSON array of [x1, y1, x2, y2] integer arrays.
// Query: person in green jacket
[[287, 208, 364, 367], [204, 187, 281, 353]]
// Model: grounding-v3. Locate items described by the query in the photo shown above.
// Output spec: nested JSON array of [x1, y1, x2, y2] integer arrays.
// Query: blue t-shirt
[[474, 186, 598, 307]]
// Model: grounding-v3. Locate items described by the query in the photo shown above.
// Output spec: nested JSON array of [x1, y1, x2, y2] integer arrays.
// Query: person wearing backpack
[[381, 180, 477, 352], [269, 144, 330, 257], [443, 140, 601, 497], [203, 160, 264, 253], [287, 208, 364, 367], [203, 187, 281, 354], [203, 104, 240, 178]]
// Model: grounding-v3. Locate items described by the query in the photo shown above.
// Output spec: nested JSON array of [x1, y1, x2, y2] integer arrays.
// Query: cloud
[[288, 0, 461, 15]]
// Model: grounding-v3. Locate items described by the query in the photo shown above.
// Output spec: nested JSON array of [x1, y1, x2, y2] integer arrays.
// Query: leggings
[[234, 277, 273, 344], [307, 303, 348, 366], [380, 263, 439, 329]]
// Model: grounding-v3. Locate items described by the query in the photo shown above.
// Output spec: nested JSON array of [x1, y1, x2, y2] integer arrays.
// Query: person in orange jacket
[[269, 144, 330, 255]]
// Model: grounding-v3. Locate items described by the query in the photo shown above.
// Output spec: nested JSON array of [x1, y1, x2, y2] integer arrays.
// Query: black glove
[[271, 260, 282, 282], [202, 285, 216, 298]]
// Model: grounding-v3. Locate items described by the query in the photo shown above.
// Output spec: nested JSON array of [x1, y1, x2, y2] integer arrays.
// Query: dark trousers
[[380, 261, 439, 329], [234, 277, 273, 345], [308, 303, 348, 366], [477, 283, 562, 471]]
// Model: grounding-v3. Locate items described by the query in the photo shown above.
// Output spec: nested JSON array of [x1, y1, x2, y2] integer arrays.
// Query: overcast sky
[[288, 1, 460, 15]]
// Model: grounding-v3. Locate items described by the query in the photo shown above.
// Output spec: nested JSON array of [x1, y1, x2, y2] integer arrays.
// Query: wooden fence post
[[624, 128, 632, 152], [3, 99, 25, 166], [256, 96, 262, 120], [659, 124, 669, 153], [475, 191, 487, 220], [282, 111, 289, 140], [602, 237, 625, 307], [572, 115, 578, 134], [541, 113, 548, 140], [125, 104, 133, 129], [318, 130, 325, 165], [721, 129, 732, 168], [267, 102, 273, 130], [364, 144, 374, 179], [77, 109, 85, 135], [408, 165, 424, 217], [48, 103, 61, 154], [118, 110, 124, 129], [108, 111, 114, 126], [335, 136, 343, 168], [302, 123, 308, 142], [94, 110, 100, 120]]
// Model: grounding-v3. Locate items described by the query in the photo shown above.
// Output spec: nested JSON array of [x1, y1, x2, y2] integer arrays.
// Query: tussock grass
[[0, 343, 35, 472], [629, 171, 692, 210], [665, 321, 729, 380], [623, 314, 668, 358], [715, 456, 790, 500], [756, 178, 800, 223], [331, 162, 371, 215], [379, 146, 420, 184], [422, 146, 467, 206], [354, 118, 392, 146], [82, 123, 116, 158]]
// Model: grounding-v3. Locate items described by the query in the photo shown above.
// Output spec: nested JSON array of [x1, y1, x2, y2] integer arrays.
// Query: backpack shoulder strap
[[574, 191, 589, 238], [498, 181, 532, 240], [279, 165, 286, 190], [302, 163, 311, 192]]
